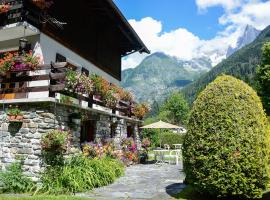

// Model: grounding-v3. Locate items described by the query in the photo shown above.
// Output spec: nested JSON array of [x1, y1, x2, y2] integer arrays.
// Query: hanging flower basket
[[7, 105, 23, 122]]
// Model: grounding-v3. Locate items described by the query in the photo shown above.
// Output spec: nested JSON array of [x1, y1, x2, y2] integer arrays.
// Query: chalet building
[[0, 0, 149, 180]]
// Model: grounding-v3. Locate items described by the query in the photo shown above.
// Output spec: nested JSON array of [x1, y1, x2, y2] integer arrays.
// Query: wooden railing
[[0, 62, 134, 117]]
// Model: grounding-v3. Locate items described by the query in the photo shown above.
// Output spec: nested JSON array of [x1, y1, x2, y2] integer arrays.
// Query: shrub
[[0, 162, 35, 193], [159, 131, 184, 148], [40, 155, 124, 194], [183, 75, 269, 199], [41, 130, 70, 166], [141, 129, 160, 148]]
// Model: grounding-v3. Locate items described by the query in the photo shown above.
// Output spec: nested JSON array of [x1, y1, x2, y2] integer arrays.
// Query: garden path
[[77, 163, 186, 200]]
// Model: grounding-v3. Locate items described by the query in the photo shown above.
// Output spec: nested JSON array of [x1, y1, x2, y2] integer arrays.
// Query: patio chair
[[169, 149, 182, 165], [164, 144, 170, 150]]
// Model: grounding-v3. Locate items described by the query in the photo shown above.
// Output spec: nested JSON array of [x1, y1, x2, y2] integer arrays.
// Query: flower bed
[[82, 138, 139, 166]]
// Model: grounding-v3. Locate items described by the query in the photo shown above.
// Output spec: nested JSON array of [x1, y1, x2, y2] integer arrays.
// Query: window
[[56, 53, 66, 62]]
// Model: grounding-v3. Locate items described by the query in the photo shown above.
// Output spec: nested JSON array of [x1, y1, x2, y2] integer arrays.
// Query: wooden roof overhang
[[0, 0, 150, 80]]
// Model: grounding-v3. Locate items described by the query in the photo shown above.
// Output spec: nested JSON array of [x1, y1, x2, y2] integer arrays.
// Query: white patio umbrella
[[140, 120, 181, 129], [140, 120, 181, 147]]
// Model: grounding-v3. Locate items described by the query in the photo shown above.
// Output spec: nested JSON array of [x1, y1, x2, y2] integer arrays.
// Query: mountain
[[121, 52, 211, 103], [182, 25, 270, 104], [226, 25, 261, 57]]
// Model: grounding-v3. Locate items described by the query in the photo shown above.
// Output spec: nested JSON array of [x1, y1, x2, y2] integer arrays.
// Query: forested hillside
[[182, 25, 270, 103]]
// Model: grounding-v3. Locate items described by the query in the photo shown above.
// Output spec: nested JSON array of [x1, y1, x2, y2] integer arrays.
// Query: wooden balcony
[[0, 62, 135, 118]]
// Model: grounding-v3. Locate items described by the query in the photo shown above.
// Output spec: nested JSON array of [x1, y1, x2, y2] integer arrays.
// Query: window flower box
[[7, 105, 23, 122], [0, 52, 40, 75]]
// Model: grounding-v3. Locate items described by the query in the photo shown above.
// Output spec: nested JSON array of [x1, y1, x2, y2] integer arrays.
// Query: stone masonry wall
[[0, 102, 141, 181], [0, 103, 80, 181]]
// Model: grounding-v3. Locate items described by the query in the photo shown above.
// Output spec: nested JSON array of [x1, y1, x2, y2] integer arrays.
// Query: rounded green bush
[[183, 75, 269, 199]]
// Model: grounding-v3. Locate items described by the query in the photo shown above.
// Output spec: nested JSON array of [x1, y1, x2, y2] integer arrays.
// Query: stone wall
[[0, 102, 141, 181], [0, 103, 81, 181]]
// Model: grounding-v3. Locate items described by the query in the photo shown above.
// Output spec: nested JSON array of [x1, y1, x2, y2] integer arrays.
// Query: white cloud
[[122, 17, 237, 70], [196, 0, 243, 11], [122, 0, 270, 70], [219, 1, 270, 30]]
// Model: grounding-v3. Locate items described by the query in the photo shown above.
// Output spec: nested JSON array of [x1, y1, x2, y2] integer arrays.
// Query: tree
[[159, 92, 189, 125], [256, 42, 270, 115], [146, 100, 160, 118], [183, 75, 269, 199]]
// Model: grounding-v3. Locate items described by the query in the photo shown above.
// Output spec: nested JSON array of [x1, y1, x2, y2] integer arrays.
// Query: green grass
[[175, 186, 270, 200], [148, 150, 182, 162], [0, 195, 90, 200]]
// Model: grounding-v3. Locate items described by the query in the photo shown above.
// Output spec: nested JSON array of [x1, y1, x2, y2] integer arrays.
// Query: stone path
[[77, 163, 186, 200]]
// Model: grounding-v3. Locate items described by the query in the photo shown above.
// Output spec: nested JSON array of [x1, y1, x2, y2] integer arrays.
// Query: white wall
[[40, 33, 120, 84]]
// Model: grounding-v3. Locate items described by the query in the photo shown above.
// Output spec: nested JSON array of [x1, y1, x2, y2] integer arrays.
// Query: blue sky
[[115, 0, 225, 40], [114, 0, 270, 69]]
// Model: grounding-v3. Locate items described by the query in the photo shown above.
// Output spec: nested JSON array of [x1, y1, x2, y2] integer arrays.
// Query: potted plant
[[10, 52, 40, 72], [103, 88, 120, 109], [0, 52, 16, 76], [90, 74, 110, 100], [65, 70, 78, 93], [76, 73, 93, 95], [0, 51, 40, 75], [140, 138, 151, 163], [7, 105, 23, 122], [133, 103, 150, 120]]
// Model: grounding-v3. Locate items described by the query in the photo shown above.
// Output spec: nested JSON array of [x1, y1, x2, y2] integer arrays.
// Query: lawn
[[148, 150, 182, 163], [0, 195, 90, 200], [175, 186, 270, 200]]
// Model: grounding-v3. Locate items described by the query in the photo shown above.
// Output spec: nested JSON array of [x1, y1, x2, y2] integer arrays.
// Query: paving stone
[[77, 163, 186, 200]]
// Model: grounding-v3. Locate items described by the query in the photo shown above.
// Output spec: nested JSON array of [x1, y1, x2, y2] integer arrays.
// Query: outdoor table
[[153, 149, 170, 164], [173, 144, 182, 149], [169, 149, 181, 165]]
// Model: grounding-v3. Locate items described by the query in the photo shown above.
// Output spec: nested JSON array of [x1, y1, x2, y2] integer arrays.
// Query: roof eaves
[[105, 0, 150, 55]]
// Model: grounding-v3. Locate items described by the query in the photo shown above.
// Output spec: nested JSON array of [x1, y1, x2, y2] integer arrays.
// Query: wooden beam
[[0, 86, 49, 94], [0, 74, 49, 84]]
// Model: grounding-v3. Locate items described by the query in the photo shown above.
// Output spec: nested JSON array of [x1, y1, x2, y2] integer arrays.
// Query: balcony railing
[[0, 62, 135, 118]]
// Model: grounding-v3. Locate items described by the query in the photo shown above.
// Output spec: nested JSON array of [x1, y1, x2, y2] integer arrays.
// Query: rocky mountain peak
[[226, 25, 261, 57]]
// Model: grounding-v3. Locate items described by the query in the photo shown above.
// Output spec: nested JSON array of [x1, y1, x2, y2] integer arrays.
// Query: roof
[[105, 0, 150, 56]]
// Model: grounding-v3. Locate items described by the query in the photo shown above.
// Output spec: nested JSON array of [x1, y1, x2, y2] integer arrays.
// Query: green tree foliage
[[159, 131, 184, 148], [256, 42, 270, 115], [159, 92, 190, 125], [183, 75, 269, 199]]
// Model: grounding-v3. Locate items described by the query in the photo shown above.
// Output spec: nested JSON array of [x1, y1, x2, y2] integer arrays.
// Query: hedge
[[183, 75, 269, 199], [160, 131, 184, 148]]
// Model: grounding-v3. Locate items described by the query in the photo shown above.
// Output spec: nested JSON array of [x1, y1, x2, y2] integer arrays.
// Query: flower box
[[8, 115, 23, 122]]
